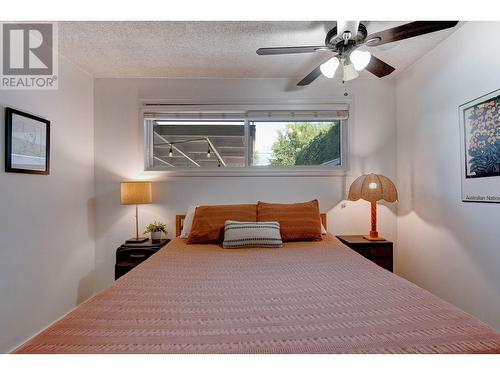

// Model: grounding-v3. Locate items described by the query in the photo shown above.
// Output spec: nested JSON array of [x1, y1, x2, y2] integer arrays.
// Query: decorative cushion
[[257, 200, 322, 242], [187, 204, 257, 244], [222, 220, 283, 248]]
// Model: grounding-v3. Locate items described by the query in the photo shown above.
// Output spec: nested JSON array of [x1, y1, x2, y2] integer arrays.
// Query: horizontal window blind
[[143, 104, 349, 121]]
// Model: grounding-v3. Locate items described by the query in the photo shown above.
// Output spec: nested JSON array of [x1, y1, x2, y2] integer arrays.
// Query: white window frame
[[143, 103, 350, 177]]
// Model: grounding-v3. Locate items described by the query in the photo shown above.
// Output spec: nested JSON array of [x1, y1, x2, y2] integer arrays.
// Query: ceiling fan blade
[[366, 21, 459, 47], [364, 55, 395, 78], [297, 64, 324, 86], [256, 46, 327, 55]]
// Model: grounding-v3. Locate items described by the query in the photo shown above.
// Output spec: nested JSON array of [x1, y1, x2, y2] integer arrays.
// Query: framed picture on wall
[[459, 89, 500, 203], [5, 107, 50, 175]]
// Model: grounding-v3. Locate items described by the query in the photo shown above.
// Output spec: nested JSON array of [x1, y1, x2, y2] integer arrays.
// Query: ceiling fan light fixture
[[350, 50, 372, 71], [319, 57, 339, 79], [343, 63, 359, 81], [256, 21, 459, 86]]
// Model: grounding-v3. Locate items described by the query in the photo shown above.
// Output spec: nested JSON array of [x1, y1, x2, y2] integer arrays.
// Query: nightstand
[[115, 238, 170, 280], [336, 235, 393, 272]]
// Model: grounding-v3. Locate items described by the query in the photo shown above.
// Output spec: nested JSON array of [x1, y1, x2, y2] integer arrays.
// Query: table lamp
[[120, 181, 152, 243], [347, 173, 398, 241]]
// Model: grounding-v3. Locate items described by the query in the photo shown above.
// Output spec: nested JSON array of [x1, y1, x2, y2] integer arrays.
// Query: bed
[[15, 215, 500, 354]]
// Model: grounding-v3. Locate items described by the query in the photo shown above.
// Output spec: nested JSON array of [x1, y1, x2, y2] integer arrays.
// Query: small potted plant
[[144, 221, 167, 242]]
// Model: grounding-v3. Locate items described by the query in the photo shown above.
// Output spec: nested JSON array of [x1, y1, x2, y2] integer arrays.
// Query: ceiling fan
[[256, 21, 459, 86]]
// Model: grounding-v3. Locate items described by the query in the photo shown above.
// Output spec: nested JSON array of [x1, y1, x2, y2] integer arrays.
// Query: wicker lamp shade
[[348, 174, 398, 241], [348, 174, 398, 203]]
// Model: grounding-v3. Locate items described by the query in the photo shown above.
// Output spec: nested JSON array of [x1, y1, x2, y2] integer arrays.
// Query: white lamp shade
[[350, 50, 371, 71], [320, 57, 340, 79], [343, 63, 359, 81]]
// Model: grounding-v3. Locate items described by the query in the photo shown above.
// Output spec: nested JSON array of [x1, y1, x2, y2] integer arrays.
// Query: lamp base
[[125, 237, 149, 244], [363, 235, 386, 241]]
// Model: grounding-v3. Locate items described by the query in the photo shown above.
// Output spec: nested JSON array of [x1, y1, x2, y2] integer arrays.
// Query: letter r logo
[[2, 23, 53, 75]]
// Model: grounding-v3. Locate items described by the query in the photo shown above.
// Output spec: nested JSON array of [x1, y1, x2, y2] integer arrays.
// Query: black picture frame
[[5, 107, 50, 175]]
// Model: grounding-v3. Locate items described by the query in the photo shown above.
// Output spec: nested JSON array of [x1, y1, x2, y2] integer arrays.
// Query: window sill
[[142, 167, 348, 178]]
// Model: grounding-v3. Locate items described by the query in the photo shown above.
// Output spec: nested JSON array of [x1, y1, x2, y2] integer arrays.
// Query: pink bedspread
[[15, 235, 500, 353]]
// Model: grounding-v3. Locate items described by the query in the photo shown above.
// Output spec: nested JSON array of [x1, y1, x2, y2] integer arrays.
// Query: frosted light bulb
[[343, 63, 359, 81], [350, 50, 371, 71], [320, 57, 340, 78]]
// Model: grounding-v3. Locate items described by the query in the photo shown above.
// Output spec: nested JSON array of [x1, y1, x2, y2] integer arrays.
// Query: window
[[249, 121, 341, 167], [144, 106, 348, 173], [151, 120, 246, 168]]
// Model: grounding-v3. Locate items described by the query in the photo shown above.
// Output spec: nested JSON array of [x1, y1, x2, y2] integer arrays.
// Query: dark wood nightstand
[[336, 235, 393, 272], [115, 239, 170, 280]]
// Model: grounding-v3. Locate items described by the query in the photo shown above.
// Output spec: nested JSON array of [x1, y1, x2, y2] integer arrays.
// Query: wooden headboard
[[176, 213, 327, 237]]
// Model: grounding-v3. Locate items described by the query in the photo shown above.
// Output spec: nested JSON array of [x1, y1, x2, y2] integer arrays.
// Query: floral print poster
[[459, 89, 500, 203]]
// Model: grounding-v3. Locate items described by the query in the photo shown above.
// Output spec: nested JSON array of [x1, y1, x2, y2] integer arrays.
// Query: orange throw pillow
[[257, 200, 322, 242], [187, 204, 257, 244]]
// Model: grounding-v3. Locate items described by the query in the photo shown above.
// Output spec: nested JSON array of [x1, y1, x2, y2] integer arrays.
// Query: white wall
[[396, 22, 500, 329], [94, 77, 397, 291], [2, 20, 499, 353], [0, 56, 95, 352]]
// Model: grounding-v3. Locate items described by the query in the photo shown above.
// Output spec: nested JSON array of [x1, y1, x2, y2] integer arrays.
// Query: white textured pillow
[[222, 220, 283, 248], [180, 205, 197, 238]]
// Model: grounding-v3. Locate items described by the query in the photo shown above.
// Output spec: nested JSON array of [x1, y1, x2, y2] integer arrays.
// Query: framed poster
[[459, 89, 500, 203], [5, 107, 50, 175]]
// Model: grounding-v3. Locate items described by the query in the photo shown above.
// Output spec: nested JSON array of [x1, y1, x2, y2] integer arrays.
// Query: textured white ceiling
[[59, 21, 461, 80]]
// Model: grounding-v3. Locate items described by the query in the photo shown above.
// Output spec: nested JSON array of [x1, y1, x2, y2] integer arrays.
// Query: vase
[[151, 231, 162, 242]]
